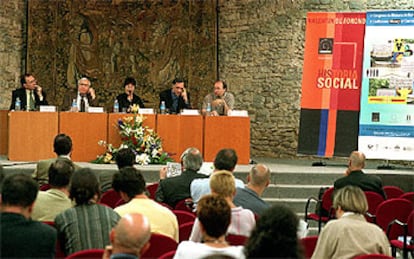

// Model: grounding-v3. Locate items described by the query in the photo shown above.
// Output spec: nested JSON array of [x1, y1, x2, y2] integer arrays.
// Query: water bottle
[[71, 99, 77, 112], [15, 97, 21, 111], [160, 101, 166, 114], [206, 102, 211, 116], [113, 99, 119, 113]]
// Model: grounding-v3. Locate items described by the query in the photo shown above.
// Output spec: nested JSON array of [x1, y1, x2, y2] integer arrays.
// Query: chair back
[[301, 235, 318, 259], [40, 183, 51, 191], [400, 192, 414, 204], [41, 221, 65, 258], [99, 189, 122, 208], [65, 249, 105, 259], [158, 250, 176, 259], [321, 187, 335, 212], [174, 198, 194, 213], [364, 191, 385, 222], [376, 198, 413, 239], [141, 233, 178, 259], [173, 210, 196, 226], [114, 198, 126, 208], [353, 254, 394, 259], [225, 234, 248, 246], [179, 222, 194, 242], [146, 182, 159, 199], [383, 186, 404, 199]]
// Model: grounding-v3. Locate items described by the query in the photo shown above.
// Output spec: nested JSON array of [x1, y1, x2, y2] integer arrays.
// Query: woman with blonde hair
[[311, 185, 391, 259]]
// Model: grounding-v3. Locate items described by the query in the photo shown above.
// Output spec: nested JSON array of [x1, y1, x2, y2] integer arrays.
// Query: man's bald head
[[111, 213, 151, 256], [249, 164, 271, 187], [348, 151, 366, 170]]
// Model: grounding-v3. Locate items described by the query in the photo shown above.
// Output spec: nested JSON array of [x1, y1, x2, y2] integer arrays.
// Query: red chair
[[174, 198, 194, 213], [158, 250, 176, 259], [383, 185, 404, 199], [226, 234, 248, 246], [173, 210, 196, 226], [41, 221, 65, 259], [99, 189, 122, 208], [400, 192, 414, 204], [364, 191, 385, 223], [353, 254, 394, 259], [388, 210, 414, 259], [304, 186, 335, 233], [301, 235, 318, 259], [114, 198, 126, 208], [65, 249, 105, 259], [374, 198, 413, 239], [40, 183, 51, 191], [146, 182, 159, 199], [179, 222, 194, 242], [141, 233, 178, 259]]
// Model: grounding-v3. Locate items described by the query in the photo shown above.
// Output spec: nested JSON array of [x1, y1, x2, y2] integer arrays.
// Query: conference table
[[5, 111, 251, 164]]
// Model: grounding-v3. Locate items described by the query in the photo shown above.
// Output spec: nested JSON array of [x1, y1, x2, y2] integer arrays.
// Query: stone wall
[[1, 0, 414, 159]]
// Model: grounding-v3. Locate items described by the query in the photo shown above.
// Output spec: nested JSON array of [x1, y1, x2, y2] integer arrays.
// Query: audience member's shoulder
[[191, 177, 209, 185]]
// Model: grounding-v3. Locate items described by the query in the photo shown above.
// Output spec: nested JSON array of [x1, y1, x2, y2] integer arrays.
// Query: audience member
[[201, 80, 234, 116], [174, 195, 245, 259], [32, 133, 79, 186], [311, 185, 391, 258], [116, 77, 145, 112], [155, 147, 208, 208], [334, 151, 386, 199], [55, 168, 120, 256], [32, 158, 74, 221], [233, 163, 270, 215], [115, 147, 136, 169], [62, 77, 97, 111], [103, 213, 151, 259], [159, 78, 191, 114], [244, 205, 304, 258], [191, 148, 244, 205], [0, 174, 57, 258], [9, 73, 48, 111], [190, 170, 255, 242], [112, 166, 179, 242]]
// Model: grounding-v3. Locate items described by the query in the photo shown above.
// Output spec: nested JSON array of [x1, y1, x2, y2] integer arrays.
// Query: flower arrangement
[[93, 105, 173, 165]]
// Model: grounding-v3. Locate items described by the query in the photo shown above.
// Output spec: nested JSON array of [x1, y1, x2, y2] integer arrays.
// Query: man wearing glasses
[[159, 78, 191, 114], [9, 73, 48, 111], [62, 77, 97, 112]]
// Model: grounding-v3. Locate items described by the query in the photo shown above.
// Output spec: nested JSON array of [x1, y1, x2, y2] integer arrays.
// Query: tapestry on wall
[[359, 10, 414, 160], [26, 0, 217, 110], [298, 12, 365, 157]]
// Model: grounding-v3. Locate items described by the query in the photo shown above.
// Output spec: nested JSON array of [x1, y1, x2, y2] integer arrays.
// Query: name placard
[[87, 107, 104, 113], [181, 109, 200, 115], [138, 108, 155, 114], [39, 105, 57, 112], [228, 110, 248, 117]]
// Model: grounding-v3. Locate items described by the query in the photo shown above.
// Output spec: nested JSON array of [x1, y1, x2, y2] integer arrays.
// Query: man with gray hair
[[155, 147, 208, 208], [62, 77, 97, 111], [233, 163, 271, 216], [103, 213, 151, 259]]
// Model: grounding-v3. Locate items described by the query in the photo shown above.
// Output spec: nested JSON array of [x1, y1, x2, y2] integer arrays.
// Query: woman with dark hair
[[174, 194, 245, 259], [55, 168, 120, 256], [116, 77, 145, 112], [244, 205, 304, 258]]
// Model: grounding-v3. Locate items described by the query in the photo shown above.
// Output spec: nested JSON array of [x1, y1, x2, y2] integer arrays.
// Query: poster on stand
[[298, 12, 365, 157], [359, 10, 414, 160]]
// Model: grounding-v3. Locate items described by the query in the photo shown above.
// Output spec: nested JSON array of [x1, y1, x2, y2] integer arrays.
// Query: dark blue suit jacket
[[10, 87, 48, 110], [159, 89, 191, 114]]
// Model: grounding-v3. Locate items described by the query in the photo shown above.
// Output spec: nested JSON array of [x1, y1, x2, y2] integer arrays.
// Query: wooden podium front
[[8, 111, 58, 161], [204, 116, 250, 164], [59, 112, 107, 162], [107, 113, 156, 149], [0, 110, 8, 155], [156, 115, 203, 161]]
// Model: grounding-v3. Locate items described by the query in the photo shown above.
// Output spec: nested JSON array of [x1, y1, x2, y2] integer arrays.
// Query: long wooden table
[[59, 112, 107, 162], [6, 112, 251, 164], [8, 111, 58, 161], [156, 114, 204, 161]]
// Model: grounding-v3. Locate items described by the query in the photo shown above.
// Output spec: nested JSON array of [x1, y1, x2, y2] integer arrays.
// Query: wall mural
[[27, 0, 217, 111]]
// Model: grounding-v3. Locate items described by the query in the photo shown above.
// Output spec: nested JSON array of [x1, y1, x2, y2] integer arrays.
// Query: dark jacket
[[334, 170, 386, 199], [10, 87, 48, 110], [159, 89, 191, 114]]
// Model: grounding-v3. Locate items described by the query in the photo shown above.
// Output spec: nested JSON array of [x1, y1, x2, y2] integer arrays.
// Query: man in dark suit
[[62, 77, 98, 111], [0, 174, 57, 258], [159, 78, 191, 114], [9, 73, 48, 111], [334, 151, 386, 199], [155, 147, 207, 208]]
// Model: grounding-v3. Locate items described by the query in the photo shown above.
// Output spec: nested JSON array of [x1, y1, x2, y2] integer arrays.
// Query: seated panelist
[[201, 80, 234, 116], [9, 73, 48, 111], [116, 77, 145, 112], [62, 77, 97, 112], [159, 78, 191, 114]]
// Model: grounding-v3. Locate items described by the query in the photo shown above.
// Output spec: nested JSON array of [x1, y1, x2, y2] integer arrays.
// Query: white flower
[[151, 148, 159, 157], [136, 153, 150, 165]]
